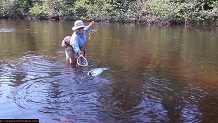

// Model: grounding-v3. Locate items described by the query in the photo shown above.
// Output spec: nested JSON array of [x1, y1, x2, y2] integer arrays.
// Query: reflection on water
[[0, 28, 14, 32], [0, 20, 218, 122]]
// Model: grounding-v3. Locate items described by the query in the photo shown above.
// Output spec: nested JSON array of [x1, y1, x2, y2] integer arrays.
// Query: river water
[[0, 19, 218, 123]]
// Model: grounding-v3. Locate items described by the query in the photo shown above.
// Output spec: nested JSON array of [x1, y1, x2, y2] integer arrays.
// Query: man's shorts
[[65, 46, 85, 59], [65, 46, 77, 59]]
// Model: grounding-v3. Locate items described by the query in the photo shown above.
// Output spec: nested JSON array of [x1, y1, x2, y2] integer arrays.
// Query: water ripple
[[0, 53, 111, 122], [0, 28, 14, 32], [141, 72, 209, 122]]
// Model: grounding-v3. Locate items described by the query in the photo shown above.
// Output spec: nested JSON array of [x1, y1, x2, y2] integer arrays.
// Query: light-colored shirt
[[70, 26, 92, 54]]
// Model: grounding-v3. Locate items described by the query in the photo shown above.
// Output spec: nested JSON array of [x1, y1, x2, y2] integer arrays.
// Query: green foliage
[[141, 0, 179, 24], [0, 0, 218, 26], [203, 1, 218, 22], [0, 0, 33, 18], [29, 0, 63, 19], [29, 2, 47, 19], [0, 0, 18, 18], [87, 0, 115, 21]]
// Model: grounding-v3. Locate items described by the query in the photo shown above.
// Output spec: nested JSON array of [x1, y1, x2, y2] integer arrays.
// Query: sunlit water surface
[[0, 20, 218, 123]]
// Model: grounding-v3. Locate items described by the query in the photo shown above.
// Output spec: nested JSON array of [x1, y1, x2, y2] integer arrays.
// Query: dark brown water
[[0, 19, 218, 123]]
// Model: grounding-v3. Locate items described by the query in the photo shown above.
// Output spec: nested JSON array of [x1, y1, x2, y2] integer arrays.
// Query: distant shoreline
[[1, 17, 217, 31]]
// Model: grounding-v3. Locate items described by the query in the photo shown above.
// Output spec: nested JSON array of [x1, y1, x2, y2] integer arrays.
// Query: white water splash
[[87, 68, 109, 76]]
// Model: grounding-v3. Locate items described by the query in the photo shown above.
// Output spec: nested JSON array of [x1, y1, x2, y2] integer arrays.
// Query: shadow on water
[[0, 20, 218, 122]]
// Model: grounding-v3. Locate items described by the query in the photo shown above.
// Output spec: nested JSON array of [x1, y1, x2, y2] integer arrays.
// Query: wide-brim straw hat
[[72, 20, 86, 31]]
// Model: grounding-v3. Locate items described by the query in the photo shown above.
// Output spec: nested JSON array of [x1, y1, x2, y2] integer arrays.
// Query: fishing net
[[77, 55, 88, 66]]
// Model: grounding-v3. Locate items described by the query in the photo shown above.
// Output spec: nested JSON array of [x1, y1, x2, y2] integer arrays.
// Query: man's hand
[[78, 51, 83, 56], [89, 21, 95, 27]]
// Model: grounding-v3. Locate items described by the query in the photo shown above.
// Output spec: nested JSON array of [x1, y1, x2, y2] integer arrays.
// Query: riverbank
[[1, 0, 218, 28]]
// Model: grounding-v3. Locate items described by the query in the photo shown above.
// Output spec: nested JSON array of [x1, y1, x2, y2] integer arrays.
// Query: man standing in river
[[61, 20, 95, 64]]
